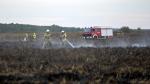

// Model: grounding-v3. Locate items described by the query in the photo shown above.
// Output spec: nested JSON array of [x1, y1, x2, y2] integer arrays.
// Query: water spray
[[66, 39, 75, 48]]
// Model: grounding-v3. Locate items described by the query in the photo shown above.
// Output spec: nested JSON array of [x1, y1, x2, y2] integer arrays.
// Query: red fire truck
[[82, 26, 113, 39]]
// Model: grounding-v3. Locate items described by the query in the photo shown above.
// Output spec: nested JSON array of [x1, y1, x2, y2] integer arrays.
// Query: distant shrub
[[120, 26, 131, 33]]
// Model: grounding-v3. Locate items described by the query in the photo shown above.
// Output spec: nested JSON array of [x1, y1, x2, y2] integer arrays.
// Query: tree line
[[0, 23, 83, 32]]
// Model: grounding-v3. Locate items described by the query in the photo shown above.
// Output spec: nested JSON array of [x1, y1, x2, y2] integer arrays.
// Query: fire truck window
[[84, 29, 90, 32], [92, 29, 95, 32]]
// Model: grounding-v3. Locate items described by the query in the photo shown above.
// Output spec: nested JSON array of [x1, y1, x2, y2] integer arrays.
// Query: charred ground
[[0, 46, 150, 83]]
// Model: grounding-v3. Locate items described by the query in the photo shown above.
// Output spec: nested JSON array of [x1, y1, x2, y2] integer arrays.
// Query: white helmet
[[61, 30, 64, 33], [46, 29, 50, 32]]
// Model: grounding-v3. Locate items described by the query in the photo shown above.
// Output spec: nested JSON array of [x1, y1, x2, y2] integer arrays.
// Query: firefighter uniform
[[32, 33, 37, 41], [61, 31, 67, 42], [43, 29, 51, 48], [44, 32, 51, 40], [60, 30, 68, 47]]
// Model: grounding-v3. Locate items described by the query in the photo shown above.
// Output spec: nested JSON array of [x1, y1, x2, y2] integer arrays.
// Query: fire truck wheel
[[93, 35, 98, 39], [84, 36, 87, 39]]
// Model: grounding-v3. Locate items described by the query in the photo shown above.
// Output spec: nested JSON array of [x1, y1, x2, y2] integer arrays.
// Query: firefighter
[[43, 29, 51, 48], [61, 30, 67, 42], [32, 32, 37, 41], [60, 30, 67, 47], [44, 29, 51, 40], [23, 33, 29, 41]]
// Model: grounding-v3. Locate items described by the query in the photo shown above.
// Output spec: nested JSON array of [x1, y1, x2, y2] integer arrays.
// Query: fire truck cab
[[82, 26, 113, 39]]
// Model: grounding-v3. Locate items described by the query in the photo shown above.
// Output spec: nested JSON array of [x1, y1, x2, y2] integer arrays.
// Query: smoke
[[0, 31, 150, 49], [65, 32, 150, 48], [38, 34, 150, 49], [74, 42, 96, 48]]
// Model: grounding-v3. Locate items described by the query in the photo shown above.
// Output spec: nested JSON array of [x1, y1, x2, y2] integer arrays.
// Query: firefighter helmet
[[61, 30, 65, 33], [46, 29, 50, 32]]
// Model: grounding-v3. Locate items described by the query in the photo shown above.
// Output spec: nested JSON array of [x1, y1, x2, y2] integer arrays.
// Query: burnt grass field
[[0, 43, 150, 83], [0, 32, 150, 84]]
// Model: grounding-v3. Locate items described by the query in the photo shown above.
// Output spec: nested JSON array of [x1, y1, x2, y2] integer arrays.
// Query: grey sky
[[0, 0, 150, 29]]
